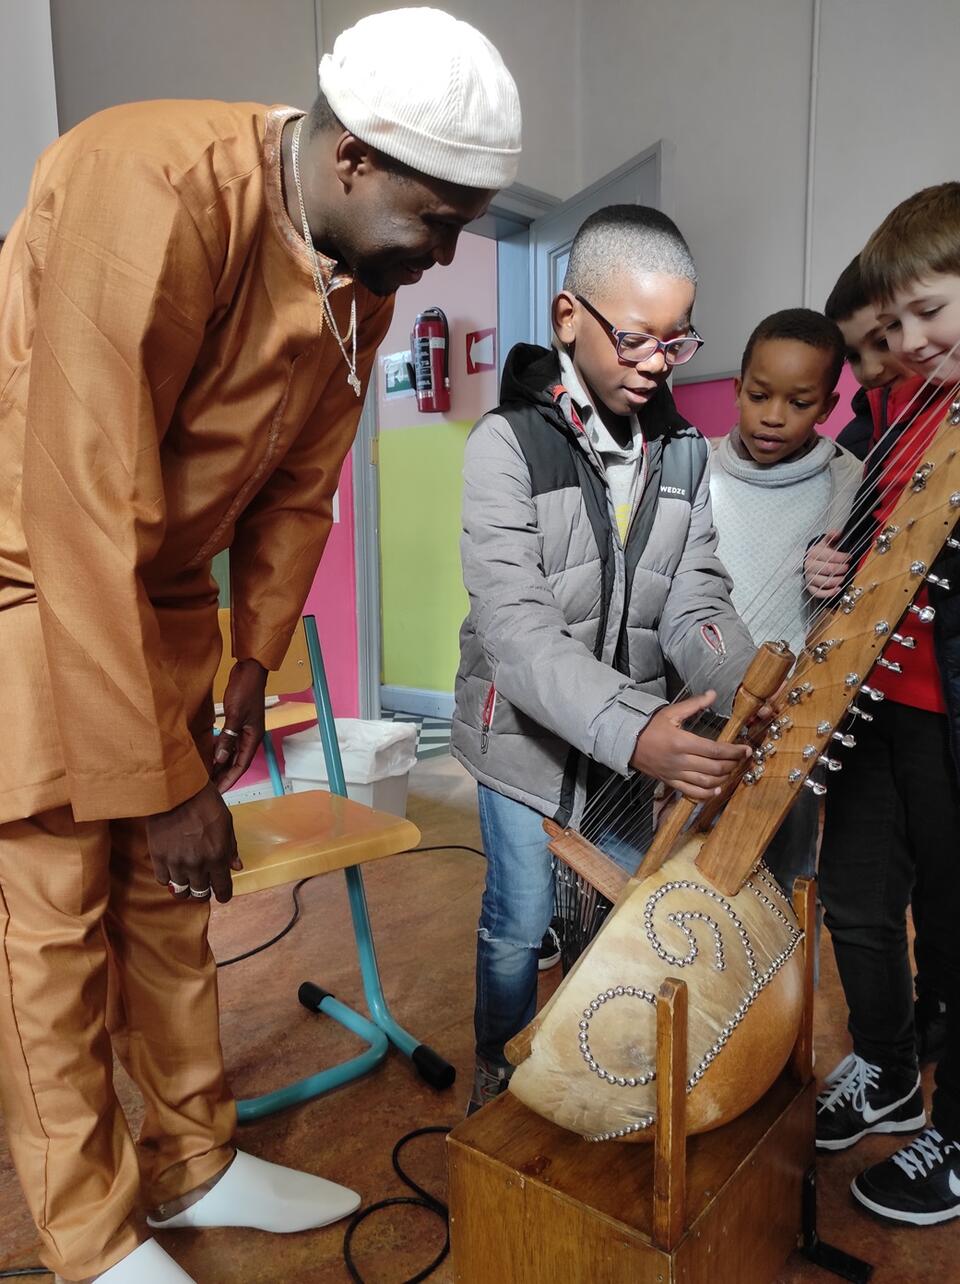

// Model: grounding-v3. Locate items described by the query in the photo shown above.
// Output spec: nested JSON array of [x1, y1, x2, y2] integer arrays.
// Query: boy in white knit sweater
[[710, 308, 861, 896]]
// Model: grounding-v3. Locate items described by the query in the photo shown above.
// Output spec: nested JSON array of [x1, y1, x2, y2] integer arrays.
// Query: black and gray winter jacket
[[451, 344, 757, 826]]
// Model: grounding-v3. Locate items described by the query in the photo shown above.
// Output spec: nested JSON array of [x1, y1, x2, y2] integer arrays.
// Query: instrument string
[[575, 352, 960, 853]]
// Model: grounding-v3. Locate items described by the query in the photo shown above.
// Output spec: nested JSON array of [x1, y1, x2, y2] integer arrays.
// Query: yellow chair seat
[[215, 700, 317, 735], [230, 788, 421, 895]]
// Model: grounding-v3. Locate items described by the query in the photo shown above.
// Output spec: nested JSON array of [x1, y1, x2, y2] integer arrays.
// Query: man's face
[[837, 305, 904, 391], [875, 272, 960, 386], [337, 165, 493, 296], [559, 271, 697, 419], [734, 338, 838, 466]]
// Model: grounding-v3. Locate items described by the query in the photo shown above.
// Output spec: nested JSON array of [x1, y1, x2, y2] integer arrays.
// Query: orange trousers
[[0, 807, 236, 1280]]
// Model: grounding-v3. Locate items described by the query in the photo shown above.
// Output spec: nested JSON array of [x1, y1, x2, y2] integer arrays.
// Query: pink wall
[[232, 407, 362, 792], [302, 451, 360, 716], [673, 365, 860, 441]]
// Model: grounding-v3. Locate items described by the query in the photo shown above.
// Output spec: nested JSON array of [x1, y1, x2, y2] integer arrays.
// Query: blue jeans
[[474, 784, 644, 1071], [762, 780, 820, 898]]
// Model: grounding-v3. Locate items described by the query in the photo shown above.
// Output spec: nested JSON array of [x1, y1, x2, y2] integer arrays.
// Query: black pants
[[819, 701, 960, 1139]]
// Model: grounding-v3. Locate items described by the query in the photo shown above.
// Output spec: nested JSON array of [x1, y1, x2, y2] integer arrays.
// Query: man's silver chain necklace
[[291, 115, 361, 398]]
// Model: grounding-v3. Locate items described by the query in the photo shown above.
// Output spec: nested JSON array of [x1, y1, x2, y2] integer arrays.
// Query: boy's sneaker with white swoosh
[[851, 1127, 960, 1225], [816, 1053, 925, 1151]]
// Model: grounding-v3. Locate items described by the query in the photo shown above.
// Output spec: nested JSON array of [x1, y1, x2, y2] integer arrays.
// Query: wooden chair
[[214, 610, 454, 1122]]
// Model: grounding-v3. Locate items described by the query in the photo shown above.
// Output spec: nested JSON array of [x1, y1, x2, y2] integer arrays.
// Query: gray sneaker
[[466, 1057, 511, 1116]]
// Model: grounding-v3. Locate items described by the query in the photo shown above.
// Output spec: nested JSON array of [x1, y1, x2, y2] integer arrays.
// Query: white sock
[[146, 1150, 361, 1233]]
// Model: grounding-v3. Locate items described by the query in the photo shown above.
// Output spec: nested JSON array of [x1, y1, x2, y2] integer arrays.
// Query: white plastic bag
[[283, 719, 418, 785]]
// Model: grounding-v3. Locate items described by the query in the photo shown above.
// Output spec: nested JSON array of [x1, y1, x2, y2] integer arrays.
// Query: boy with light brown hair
[[810, 183, 960, 1226]]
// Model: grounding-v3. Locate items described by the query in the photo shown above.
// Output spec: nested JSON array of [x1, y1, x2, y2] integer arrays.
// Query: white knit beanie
[[318, 7, 522, 190]]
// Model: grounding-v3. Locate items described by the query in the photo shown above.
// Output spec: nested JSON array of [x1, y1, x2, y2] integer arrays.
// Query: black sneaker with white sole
[[816, 1053, 926, 1151], [852, 1126, 960, 1225], [538, 920, 562, 972]]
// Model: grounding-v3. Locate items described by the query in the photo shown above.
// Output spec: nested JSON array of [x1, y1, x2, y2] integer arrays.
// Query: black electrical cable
[[343, 1126, 451, 1284], [216, 877, 312, 968], [214, 846, 485, 968]]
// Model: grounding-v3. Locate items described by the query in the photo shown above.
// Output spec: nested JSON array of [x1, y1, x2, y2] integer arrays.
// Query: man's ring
[[189, 887, 212, 899], [221, 727, 240, 738], [169, 880, 190, 894]]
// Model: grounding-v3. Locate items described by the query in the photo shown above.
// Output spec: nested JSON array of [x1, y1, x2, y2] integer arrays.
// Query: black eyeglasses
[[575, 294, 704, 367]]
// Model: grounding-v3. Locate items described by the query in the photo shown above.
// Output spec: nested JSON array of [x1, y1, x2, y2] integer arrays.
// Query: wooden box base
[[448, 1071, 815, 1284]]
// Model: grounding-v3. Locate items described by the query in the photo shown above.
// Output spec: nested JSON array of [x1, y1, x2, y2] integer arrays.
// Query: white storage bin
[[282, 719, 419, 817]]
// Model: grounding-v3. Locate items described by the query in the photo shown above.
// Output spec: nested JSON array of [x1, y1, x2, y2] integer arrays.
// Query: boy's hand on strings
[[630, 690, 752, 802], [805, 530, 849, 599]]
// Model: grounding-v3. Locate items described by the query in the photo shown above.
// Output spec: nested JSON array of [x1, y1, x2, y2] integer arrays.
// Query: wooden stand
[[448, 880, 818, 1284]]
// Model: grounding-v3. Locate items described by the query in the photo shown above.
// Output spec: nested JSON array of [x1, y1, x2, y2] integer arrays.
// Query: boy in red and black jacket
[[806, 186, 960, 1227]]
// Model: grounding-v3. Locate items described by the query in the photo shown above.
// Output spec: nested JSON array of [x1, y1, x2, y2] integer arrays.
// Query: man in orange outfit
[[0, 9, 520, 1282]]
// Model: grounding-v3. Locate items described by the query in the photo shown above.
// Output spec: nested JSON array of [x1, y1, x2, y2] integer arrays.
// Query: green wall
[[379, 421, 470, 692]]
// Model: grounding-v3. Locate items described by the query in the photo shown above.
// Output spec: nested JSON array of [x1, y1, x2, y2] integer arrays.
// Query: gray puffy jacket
[[452, 344, 757, 826]]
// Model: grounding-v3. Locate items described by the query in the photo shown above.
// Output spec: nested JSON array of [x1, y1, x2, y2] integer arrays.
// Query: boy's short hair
[[562, 205, 697, 298], [825, 255, 870, 323], [740, 308, 846, 391], [861, 182, 960, 304]]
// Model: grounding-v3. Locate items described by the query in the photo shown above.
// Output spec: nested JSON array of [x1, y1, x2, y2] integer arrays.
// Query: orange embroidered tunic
[[0, 101, 393, 823]]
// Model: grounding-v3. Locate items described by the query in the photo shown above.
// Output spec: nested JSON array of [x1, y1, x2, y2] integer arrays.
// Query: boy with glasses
[[451, 205, 759, 1111]]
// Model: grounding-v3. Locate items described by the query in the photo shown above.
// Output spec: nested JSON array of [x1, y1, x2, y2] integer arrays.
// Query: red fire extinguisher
[[409, 307, 451, 413]]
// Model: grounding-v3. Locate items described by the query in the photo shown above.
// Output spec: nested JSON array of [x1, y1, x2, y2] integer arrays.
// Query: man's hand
[[805, 530, 850, 600], [630, 690, 752, 802], [145, 779, 242, 904], [212, 658, 268, 793]]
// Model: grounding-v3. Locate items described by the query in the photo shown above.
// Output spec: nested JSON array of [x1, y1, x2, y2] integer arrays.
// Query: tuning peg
[[891, 632, 916, 648], [765, 715, 793, 740], [743, 766, 764, 785], [818, 756, 842, 771], [840, 588, 863, 614], [787, 682, 813, 704], [909, 603, 936, 623], [832, 731, 857, 748], [875, 525, 900, 552], [811, 640, 838, 662], [848, 705, 874, 722], [801, 744, 818, 760], [947, 537, 960, 551], [860, 684, 885, 701], [804, 778, 828, 796], [910, 561, 951, 590], [876, 657, 903, 674], [911, 464, 935, 491]]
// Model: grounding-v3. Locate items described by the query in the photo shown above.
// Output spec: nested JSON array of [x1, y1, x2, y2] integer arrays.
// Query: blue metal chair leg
[[262, 731, 286, 796], [237, 987, 389, 1123], [303, 617, 455, 1091], [343, 863, 455, 1088]]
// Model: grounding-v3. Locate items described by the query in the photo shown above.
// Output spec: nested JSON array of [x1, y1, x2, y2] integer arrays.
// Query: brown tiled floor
[[0, 756, 956, 1282]]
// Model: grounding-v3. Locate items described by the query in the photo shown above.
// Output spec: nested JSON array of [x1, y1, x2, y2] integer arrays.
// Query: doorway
[[353, 143, 672, 721]]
